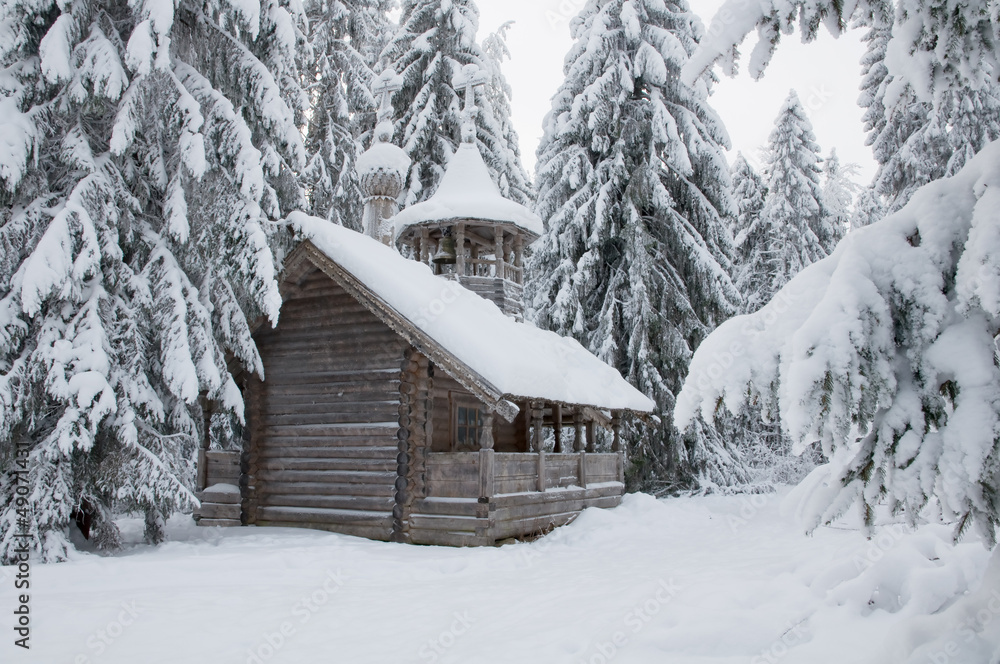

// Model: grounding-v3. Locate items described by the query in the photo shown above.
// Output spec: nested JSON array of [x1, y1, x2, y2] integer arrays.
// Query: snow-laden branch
[[676, 139, 1000, 542]]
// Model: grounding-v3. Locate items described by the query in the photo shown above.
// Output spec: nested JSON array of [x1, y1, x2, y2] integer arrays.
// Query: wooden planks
[[251, 268, 404, 540]]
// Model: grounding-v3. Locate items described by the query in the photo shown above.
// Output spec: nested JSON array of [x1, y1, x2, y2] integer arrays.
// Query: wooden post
[[244, 376, 265, 525], [456, 223, 466, 277], [531, 401, 544, 453], [573, 408, 584, 452], [494, 226, 504, 277], [586, 421, 596, 453], [513, 234, 523, 284], [611, 410, 624, 484], [552, 403, 563, 453], [479, 412, 494, 502], [531, 401, 545, 492], [611, 411, 622, 452], [420, 228, 430, 264], [197, 394, 211, 492]]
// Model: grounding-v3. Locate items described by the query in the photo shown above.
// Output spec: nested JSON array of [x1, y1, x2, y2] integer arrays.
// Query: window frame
[[450, 394, 486, 452]]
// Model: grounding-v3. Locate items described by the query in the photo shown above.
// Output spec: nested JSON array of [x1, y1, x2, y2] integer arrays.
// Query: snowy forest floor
[[5, 490, 1000, 664]]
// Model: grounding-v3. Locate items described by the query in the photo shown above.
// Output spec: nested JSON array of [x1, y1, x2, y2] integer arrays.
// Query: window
[[453, 401, 485, 452]]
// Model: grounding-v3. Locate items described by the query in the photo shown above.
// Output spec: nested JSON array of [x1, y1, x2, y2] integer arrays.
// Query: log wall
[[247, 269, 404, 540]]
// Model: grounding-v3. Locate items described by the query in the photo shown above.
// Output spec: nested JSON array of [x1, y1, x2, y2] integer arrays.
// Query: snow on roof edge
[[286, 213, 654, 414]]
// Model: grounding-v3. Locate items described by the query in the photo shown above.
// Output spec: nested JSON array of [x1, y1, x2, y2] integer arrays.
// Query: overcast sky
[[475, 0, 875, 183]]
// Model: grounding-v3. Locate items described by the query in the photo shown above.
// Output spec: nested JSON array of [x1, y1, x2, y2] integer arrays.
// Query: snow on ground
[[3, 491, 998, 664]]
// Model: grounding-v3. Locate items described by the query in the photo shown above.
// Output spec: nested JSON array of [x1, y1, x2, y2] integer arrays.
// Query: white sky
[[475, 0, 876, 183]]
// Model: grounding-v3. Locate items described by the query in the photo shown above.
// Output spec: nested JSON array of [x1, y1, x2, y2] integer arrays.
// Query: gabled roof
[[283, 214, 654, 420], [390, 143, 544, 238]]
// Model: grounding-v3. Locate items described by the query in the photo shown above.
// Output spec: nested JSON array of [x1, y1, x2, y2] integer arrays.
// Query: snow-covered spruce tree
[[528, 0, 744, 491], [729, 152, 766, 313], [380, 0, 532, 206], [480, 22, 533, 205], [737, 92, 831, 313], [677, 0, 1000, 544], [850, 186, 885, 230], [301, 0, 392, 229], [857, 2, 1000, 211], [821, 149, 860, 239], [0, 0, 304, 560]]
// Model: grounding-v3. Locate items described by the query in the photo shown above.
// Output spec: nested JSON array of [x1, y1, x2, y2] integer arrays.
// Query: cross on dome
[[372, 69, 404, 133], [453, 63, 488, 144]]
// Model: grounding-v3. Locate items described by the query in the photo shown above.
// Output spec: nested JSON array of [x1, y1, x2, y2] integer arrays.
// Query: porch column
[[530, 400, 546, 492], [552, 403, 563, 453], [611, 411, 622, 452], [478, 412, 494, 503], [513, 234, 523, 284], [494, 226, 504, 277], [611, 410, 624, 484], [530, 401, 544, 453], [585, 421, 596, 453], [573, 408, 584, 452]]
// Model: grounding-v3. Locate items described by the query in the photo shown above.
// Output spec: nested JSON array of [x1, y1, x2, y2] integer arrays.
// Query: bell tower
[[388, 64, 542, 320]]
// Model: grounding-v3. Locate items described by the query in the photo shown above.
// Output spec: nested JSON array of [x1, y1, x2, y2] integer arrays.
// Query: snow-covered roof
[[287, 213, 653, 415], [391, 143, 544, 238]]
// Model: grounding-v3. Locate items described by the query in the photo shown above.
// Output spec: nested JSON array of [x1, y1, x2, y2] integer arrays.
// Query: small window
[[453, 401, 485, 452]]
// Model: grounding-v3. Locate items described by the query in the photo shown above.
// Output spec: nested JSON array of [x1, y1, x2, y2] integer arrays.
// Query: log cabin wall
[[245, 268, 406, 540], [429, 372, 528, 453]]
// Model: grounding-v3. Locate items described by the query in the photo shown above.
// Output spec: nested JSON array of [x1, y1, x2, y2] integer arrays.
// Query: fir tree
[[528, 0, 744, 491], [380, 0, 532, 206], [729, 153, 767, 313], [857, 3, 1000, 211], [0, 0, 305, 560], [850, 186, 885, 230], [678, 0, 1000, 545], [821, 149, 860, 239], [480, 22, 533, 205], [741, 92, 830, 311], [301, 0, 392, 229]]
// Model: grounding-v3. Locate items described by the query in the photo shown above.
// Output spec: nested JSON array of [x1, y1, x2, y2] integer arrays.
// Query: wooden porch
[[408, 450, 624, 546]]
